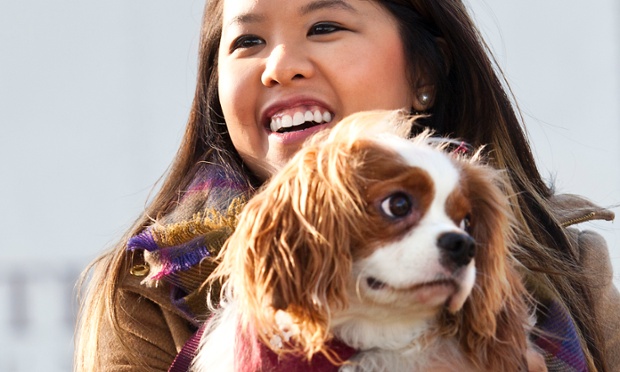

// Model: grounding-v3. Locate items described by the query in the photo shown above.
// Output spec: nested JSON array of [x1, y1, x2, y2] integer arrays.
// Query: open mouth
[[270, 110, 332, 133]]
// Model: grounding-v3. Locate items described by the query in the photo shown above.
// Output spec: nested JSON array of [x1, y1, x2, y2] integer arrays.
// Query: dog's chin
[[360, 264, 476, 313]]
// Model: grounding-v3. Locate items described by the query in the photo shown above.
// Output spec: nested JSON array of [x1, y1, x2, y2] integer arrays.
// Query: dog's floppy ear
[[221, 141, 363, 360], [449, 162, 530, 370]]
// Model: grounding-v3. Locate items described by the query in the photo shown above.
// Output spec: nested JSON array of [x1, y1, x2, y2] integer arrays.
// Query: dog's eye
[[459, 214, 472, 232], [380, 192, 412, 218]]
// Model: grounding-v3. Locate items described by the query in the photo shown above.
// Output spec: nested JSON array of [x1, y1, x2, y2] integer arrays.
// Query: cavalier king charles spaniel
[[192, 110, 535, 371]]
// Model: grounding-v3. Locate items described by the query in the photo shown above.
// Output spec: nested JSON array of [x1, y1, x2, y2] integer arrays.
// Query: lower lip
[[267, 122, 332, 144]]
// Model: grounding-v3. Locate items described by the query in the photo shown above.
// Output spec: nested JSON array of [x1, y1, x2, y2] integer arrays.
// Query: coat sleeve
[[96, 278, 196, 371], [577, 229, 620, 368]]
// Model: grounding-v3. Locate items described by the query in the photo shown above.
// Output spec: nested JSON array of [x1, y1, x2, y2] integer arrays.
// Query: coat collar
[[548, 193, 615, 227]]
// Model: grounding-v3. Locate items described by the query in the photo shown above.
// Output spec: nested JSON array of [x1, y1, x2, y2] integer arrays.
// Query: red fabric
[[169, 319, 357, 371], [237, 329, 357, 372]]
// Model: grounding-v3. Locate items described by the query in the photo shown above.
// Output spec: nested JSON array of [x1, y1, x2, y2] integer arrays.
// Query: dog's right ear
[[448, 162, 531, 370]]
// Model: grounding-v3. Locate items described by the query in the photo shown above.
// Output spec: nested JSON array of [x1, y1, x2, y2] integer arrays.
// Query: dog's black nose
[[437, 232, 476, 267]]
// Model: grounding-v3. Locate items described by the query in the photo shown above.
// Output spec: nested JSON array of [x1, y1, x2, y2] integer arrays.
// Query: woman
[[74, 0, 619, 370]]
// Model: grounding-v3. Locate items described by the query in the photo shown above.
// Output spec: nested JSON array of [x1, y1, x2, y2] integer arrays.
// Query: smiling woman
[[74, 0, 620, 371], [218, 0, 414, 179]]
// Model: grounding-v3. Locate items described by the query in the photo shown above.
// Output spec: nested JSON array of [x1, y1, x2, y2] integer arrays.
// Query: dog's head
[[214, 110, 529, 367]]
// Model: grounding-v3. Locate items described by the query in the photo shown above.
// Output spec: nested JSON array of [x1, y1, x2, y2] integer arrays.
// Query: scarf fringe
[[127, 196, 247, 282], [127, 229, 159, 252], [152, 240, 211, 280]]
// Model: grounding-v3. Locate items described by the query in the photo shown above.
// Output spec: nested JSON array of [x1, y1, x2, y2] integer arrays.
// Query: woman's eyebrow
[[299, 0, 358, 15], [226, 0, 357, 28], [227, 13, 266, 28]]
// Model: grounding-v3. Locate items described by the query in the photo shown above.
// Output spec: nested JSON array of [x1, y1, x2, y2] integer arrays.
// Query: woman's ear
[[411, 37, 450, 113]]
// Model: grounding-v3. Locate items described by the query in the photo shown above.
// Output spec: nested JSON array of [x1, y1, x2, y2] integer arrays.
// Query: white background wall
[[469, 0, 620, 283], [0, 1, 618, 371]]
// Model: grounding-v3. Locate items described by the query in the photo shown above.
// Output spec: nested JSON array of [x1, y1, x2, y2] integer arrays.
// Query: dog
[[191, 110, 533, 371]]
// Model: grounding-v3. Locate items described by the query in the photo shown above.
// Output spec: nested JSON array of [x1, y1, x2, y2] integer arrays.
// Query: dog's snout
[[437, 232, 476, 267]]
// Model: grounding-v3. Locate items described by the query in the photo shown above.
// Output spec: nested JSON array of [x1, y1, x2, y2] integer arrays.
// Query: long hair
[[380, 0, 606, 370], [74, 1, 241, 370], [75, 0, 606, 370]]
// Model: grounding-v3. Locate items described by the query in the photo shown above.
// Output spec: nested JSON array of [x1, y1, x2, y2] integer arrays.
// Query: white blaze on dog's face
[[350, 133, 477, 316]]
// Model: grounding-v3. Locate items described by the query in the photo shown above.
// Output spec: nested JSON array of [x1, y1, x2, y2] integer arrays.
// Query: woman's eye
[[308, 22, 344, 36], [230, 35, 264, 52], [380, 192, 413, 219]]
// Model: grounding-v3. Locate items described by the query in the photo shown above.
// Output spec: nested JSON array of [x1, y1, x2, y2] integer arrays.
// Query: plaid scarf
[[126, 160, 252, 319], [533, 299, 589, 371]]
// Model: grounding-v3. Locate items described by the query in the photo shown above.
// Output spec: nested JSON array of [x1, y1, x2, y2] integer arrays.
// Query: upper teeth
[[270, 110, 332, 132]]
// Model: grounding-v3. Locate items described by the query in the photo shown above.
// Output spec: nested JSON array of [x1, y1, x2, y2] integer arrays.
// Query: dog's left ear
[[225, 144, 358, 359], [452, 163, 530, 370]]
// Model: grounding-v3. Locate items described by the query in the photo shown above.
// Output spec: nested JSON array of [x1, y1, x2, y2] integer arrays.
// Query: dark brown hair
[[379, 0, 606, 370]]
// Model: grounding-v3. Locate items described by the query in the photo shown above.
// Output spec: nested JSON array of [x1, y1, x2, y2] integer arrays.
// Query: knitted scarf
[[533, 300, 589, 372], [125, 158, 589, 371], [126, 159, 252, 319]]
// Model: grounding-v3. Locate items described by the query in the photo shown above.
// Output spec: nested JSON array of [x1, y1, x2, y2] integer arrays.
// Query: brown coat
[[97, 194, 620, 371]]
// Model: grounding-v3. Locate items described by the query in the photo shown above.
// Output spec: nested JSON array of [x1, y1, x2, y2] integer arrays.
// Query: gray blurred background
[[1, 1, 618, 370]]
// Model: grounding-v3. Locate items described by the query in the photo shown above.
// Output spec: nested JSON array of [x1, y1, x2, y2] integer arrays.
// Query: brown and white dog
[[192, 110, 533, 371]]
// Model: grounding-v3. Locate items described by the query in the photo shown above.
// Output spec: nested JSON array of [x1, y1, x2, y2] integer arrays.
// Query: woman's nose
[[261, 44, 314, 87]]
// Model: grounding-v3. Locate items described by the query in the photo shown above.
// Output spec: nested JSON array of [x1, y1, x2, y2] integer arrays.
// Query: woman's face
[[218, 0, 414, 179]]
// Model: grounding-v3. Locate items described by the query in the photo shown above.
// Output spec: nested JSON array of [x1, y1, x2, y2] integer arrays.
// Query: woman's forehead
[[221, 0, 368, 23]]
